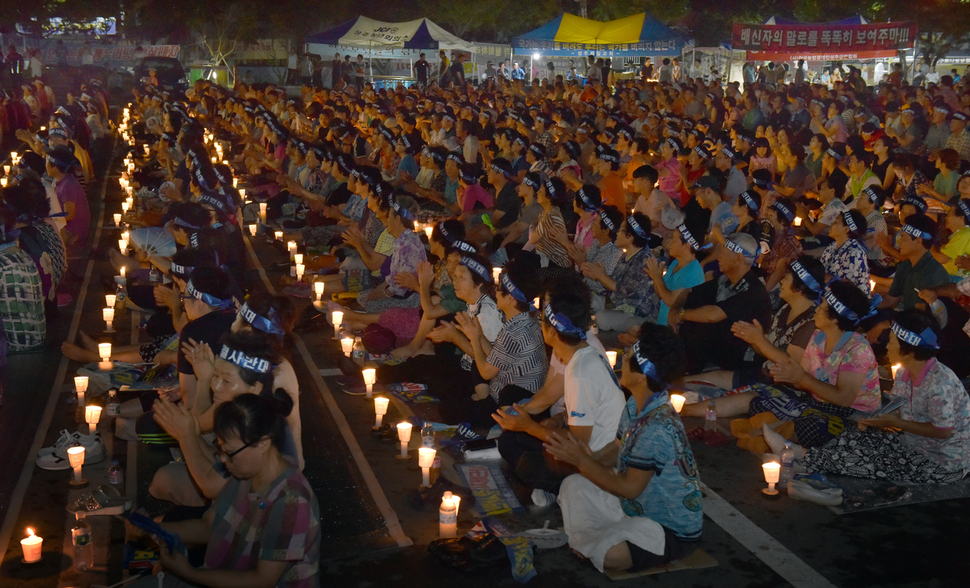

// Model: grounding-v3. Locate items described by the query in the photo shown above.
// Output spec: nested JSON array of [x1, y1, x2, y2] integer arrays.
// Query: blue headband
[[772, 200, 795, 222], [627, 215, 648, 240], [958, 200, 970, 224], [239, 302, 285, 336], [198, 192, 230, 215], [891, 321, 939, 349], [825, 148, 843, 162], [390, 198, 416, 222], [451, 239, 477, 254], [739, 191, 759, 212], [677, 223, 711, 252], [501, 272, 534, 310], [522, 175, 540, 190], [544, 179, 560, 200], [186, 279, 234, 310], [219, 345, 272, 374], [823, 287, 880, 325], [577, 187, 599, 212], [460, 256, 492, 283], [543, 304, 586, 340], [901, 223, 933, 242], [864, 187, 881, 204], [631, 340, 661, 381], [490, 162, 510, 177], [598, 209, 616, 233], [174, 216, 203, 231], [170, 262, 193, 277], [790, 260, 822, 298], [725, 237, 759, 259], [901, 197, 927, 213], [842, 210, 858, 233]]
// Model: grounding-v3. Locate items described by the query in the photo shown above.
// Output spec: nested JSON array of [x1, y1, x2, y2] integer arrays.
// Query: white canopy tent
[[306, 17, 473, 86]]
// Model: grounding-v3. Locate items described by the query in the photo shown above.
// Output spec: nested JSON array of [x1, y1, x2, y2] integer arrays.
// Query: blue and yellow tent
[[512, 13, 686, 57]]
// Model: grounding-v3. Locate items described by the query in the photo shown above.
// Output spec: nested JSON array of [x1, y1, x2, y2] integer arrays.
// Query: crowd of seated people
[[12, 57, 970, 582]]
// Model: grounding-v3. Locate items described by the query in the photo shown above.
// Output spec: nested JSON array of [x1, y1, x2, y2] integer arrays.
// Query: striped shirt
[[486, 312, 547, 401]]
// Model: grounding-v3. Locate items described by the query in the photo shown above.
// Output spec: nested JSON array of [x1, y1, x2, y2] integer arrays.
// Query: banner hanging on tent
[[732, 21, 917, 61]]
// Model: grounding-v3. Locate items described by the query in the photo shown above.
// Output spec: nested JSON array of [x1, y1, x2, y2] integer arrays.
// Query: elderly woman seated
[[767, 309, 970, 483], [696, 279, 881, 448]]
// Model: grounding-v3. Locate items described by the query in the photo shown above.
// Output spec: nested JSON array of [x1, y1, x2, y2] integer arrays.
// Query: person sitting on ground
[[566, 205, 624, 313], [773, 309, 970, 484], [493, 285, 624, 504], [437, 257, 547, 427], [725, 280, 881, 448], [584, 212, 658, 337], [176, 268, 240, 407], [820, 209, 871, 295], [141, 394, 320, 588], [152, 327, 302, 506], [528, 177, 572, 272], [545, 322, 702, 575], [0, 207, 45, 351], [377, 253, 503, 403], [390, 220, 471, 359], [933, 198, 970, 281], [645, 220, 709, 327], [681, 257, 824, 413], [670, 233, 771, 375]]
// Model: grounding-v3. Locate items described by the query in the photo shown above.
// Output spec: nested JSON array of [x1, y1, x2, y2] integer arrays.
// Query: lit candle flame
[[27, 528, 34, 537]]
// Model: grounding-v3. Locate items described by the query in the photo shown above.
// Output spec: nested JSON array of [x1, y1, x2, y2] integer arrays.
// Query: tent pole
[[726, 49, 733, 84], [691, 48, 696, 79]]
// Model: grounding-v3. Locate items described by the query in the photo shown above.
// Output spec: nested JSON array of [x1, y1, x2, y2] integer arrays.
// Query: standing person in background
[[438, 50, 450, 85], [414, 53, 430, 87]]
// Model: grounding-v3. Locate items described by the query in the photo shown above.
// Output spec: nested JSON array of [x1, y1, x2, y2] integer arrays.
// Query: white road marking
[[701, 482, 837, 588]]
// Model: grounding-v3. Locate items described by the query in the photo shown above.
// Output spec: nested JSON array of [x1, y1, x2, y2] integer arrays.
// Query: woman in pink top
[[655, 137, 682, 201], [572, 184, 602, 250]]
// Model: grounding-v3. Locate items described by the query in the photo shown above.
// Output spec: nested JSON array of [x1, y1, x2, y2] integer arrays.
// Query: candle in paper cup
[[397, 422, 413, 459], [113, 213, 121, 226], [670, 394, 686, 413], [418, 447, 436, 487], [492, 267, 502, 283], [21, 528, 42, 563], [362, 367, 376, 397], [259, 202, 267, 222], [249, 224, 257, 236], [68, 446, 86, 485], [74, 376, 88, 407], [605, 351, 617, 367], [340, 336, 354, 356], [85, 406, 102, 436], [374, 396, 390, 428], [274, 230, 283, 241], [762, 461, 780, 496], [294, 253, 304, 265], [332, 310, 343, 339]]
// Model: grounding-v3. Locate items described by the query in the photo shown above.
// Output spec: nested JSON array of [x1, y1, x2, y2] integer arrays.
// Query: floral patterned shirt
[[893, 359, 970, 473], [821, 239, 871, 296], [386, 230, 427, 296], [801, 330, 880, 412]]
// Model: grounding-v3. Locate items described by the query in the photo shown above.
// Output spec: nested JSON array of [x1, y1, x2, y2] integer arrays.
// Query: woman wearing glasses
[[140, 393, 320, 588]]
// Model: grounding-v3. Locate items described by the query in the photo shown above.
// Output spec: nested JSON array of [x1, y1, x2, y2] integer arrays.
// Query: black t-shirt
[[414, 59, 430, 81], [681, 269, 771, 373], [493, 182, 521, 229], [177, 310, 237, 375]]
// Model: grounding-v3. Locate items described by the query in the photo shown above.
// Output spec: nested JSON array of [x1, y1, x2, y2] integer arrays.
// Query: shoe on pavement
[[531, 488, 557, 507], [36, 432, 106, 470], [37, 429, 81, 457]]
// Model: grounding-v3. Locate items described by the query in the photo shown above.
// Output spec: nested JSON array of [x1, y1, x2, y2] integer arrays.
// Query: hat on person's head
[[692, 174, 721, 191], [661, 205, 686, 231]]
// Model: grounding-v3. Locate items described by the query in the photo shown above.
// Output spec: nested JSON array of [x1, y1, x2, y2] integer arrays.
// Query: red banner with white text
[[732, 22, 917, 61]]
